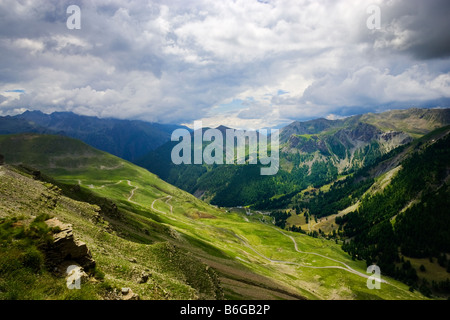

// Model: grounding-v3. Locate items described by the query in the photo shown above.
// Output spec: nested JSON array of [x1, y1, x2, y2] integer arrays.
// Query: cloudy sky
[[1, 0, 450, 129]]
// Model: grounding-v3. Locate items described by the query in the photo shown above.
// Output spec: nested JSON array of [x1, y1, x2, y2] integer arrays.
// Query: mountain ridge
[[137, 107, 450, 208], [0, 110, 188, 162]]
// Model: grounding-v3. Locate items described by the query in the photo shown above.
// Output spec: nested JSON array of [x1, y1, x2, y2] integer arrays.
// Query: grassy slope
[[0, 133, 426, 300], [0, 164, 224, 300], [359, 108, 449, 137]]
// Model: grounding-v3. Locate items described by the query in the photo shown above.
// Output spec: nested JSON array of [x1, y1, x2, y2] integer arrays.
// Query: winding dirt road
[[274, 228, 381, 280], [233, 229, 386, 283], [151, 195, 173, 215], [125, 181, 173, 216], [124, 180, 174, 216], [127, 180, 139, 202]]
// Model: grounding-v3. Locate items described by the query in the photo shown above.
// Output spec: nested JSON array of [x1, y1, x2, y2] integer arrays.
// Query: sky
[[0, 0, 450, 130]]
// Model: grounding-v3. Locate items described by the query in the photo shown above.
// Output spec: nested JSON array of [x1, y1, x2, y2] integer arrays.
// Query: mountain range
[[0, 110, 187, 162], [0, 132, 426, 300], [0, 106, 449, 300], [137, 108, 450, 208]]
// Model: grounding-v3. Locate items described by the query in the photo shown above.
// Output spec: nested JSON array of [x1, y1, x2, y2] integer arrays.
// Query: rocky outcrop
[[16, 164, 41, 179], [137, 271, 150, 284], [347, 122, 381, 142], [121, 287, 140, 300], [103, 287, 140, 300], [44, 218, 95, 273], [379, 130, 413, 144]]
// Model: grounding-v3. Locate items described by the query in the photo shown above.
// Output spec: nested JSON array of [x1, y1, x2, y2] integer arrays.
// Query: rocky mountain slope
[[274, 125, 450, 298], [280, 108, 450, 173], [137, 108, 450, 208]]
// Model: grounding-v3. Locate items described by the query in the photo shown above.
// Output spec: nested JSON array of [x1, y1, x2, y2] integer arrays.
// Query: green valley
[[137, 108, 450, 209], [2, 0, 450, 306], [0, 133, 426, 300], [133, 108, 450, 299]]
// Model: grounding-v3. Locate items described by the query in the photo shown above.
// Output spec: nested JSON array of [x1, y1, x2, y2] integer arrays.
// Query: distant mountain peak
[[21, 110, 45, 115], [215, 125, 230, 130], [215, 125, 233, 133]]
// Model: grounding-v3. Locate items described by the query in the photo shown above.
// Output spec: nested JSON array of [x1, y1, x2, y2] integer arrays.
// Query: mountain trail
[[268, 227, 415, 294], [127, 180, 139, 203], [274, 228, 375, 280], [75, 179, 124, 189], [233, 229, 387, 284], [151, 195, 172, 215]]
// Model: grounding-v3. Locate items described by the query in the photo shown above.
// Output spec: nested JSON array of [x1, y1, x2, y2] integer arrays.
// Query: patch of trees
[[308, 230, 319, 238], [302, 176, 374, 218], [209, 158, 339, 209], [289, 225, 306, 234], [351, 141, 383, 168], [210, 165, 279, 207], [395, 185, 450, 258], [431, 279, 450, 295], [270, 210, 290, 229], [340, 133, 450, 292], [171, 164, 208, 193], [269, 210, 307, 234], [298, 139, 413, 219]]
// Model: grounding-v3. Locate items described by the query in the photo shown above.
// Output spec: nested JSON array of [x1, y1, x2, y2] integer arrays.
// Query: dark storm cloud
[[360, 0, 450, 60]]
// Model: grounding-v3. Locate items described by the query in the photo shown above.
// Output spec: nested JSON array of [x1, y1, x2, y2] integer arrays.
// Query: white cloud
[[0, 0, 449, 128]]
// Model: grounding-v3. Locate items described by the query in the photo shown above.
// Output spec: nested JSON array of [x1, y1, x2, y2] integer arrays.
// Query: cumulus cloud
[[0, 0, 449, 128]]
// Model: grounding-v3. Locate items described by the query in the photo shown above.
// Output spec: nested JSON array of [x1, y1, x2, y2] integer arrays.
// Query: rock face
[[121, 287, 139, 300], [137, 271, 150, 284], [45, 218, 95, 272]]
